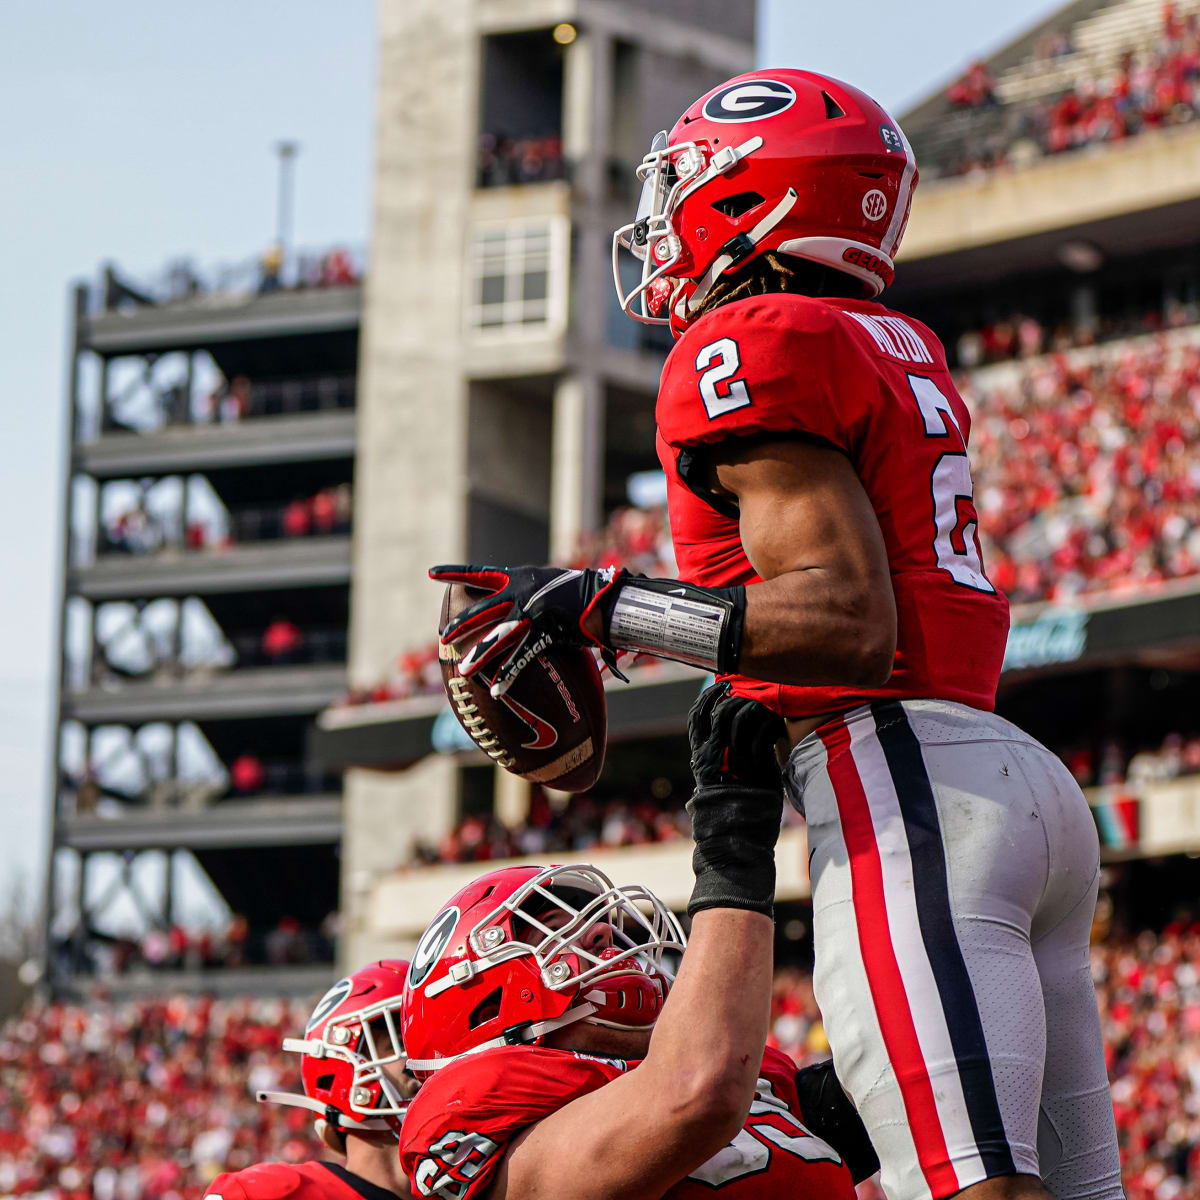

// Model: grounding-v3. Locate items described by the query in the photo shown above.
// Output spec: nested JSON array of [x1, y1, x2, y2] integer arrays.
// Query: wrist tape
[[686, 783, 781, 918], [604, 577, 745, 673]]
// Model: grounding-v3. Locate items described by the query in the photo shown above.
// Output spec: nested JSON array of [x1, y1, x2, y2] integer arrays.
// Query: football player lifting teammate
[[399, 685, 873, 1200], [206, 961, 418, 1200], [432, 69, 1121, 1200]]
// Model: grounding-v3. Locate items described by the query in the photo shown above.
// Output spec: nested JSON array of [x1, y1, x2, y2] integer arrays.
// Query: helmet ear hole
[[822, 91, 845, 119], [316, 1073, 336, 1091], [711, 191, 765, 219], [469, 987, 505, 1030]]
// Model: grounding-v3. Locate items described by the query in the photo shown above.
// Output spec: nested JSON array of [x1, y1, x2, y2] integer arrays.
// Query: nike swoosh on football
[[500, 692, 559, 751]]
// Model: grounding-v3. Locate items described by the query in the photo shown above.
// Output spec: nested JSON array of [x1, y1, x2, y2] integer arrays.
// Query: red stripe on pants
[[819, 718, 960, 1198]]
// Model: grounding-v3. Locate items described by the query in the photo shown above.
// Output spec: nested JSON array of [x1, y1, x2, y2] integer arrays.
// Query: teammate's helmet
[[613, 68, 918, 333], [258, 960, 412, 1138], [402, 864, 685, 1076]]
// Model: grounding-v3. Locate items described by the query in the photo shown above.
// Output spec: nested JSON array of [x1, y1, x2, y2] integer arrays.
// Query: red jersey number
[[908, 373, 995, 594]]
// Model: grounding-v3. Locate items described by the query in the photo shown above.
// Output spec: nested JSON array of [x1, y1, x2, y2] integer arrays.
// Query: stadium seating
[[911, 0, 1200, 178], [5, 929, 1195, 1198]]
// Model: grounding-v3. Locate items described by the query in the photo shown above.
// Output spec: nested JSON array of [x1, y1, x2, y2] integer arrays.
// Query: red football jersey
[[399, 1044, 853, 1199], [656, 292, 1010, 718], [205, 1161, 388, 1200]]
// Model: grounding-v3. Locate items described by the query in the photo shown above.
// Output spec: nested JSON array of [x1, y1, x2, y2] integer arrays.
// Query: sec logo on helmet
[[702, 79, 796, 122]]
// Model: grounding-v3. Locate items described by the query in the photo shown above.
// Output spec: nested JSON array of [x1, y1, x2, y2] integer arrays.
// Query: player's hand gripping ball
[[437, 582, 607, 792]]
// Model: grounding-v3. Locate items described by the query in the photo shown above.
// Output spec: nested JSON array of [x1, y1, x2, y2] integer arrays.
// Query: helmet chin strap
[[405, 1001, 597, 1074], [685, 188, 799, 315]]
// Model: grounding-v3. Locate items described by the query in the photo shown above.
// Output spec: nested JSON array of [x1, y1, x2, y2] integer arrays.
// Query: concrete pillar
[[550, 373, 604, 561], [494, 764, 531, 827], [339, 757, 459, 970]]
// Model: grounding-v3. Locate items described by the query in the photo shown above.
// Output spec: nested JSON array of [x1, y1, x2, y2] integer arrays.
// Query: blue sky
[[0, 0, 1057, 932]]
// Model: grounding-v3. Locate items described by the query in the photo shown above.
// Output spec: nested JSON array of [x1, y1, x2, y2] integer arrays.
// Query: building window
[[467, 217, 567, 335]]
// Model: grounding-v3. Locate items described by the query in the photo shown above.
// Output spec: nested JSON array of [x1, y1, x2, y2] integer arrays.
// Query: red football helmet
[[613, 68, 918, 334], [258, 960, 412, 1138], [402, 864, 685, 1076]]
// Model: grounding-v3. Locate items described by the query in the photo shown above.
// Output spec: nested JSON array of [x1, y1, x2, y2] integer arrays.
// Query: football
[[438, 584, 607, 792]]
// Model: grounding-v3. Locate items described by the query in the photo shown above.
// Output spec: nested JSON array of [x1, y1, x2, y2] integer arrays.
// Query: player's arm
[[487, 687, 785, 1200], [708, 434, 896, 687], [431, 436, 893, 694]]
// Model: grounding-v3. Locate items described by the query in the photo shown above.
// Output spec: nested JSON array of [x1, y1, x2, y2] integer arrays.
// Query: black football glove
[[794, 1060, 880, 1184], [430, 564, 629, 697], [688, 680, 787, 791], [685, 681, 786, 918]]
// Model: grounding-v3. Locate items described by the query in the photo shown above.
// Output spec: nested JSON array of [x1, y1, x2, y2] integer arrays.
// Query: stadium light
[[553, 22, 577, 45]]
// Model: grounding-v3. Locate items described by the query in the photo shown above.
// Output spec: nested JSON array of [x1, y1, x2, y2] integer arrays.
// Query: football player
[[398, 686, 872, 1200], [206, 961, 417, 1200], [432, 70, 1121, 1200]]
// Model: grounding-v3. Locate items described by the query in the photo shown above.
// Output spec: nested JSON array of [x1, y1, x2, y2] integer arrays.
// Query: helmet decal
[[861, 190, 888, 221], [702, 79, 797, 123], [879, 125, 904, 152], [307, 977, 354, 1032], [410, 906, 460, 988]]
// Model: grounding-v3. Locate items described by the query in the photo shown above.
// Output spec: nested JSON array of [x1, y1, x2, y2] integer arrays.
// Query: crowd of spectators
[[0, 993, 315, 1199], [476, 132, 565, 187], [8, 919, 1196, 1198], [955, 301, 1200, 368], [99, 485, 352, 558], [1062, 731, 1200, 790], [101, 246, 361, 314], [56, 914, 337, 982], [967, 331, 1200, 603], [407, 786, 693, 867], [929, 3, 1200, 177], [1094, 921, 1200, 1198]]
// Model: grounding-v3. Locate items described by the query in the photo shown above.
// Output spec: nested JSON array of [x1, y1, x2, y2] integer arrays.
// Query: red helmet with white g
[[401, 864, 685, 1077], [613, 67, 918, 334], [258, 960, 412, 1139]]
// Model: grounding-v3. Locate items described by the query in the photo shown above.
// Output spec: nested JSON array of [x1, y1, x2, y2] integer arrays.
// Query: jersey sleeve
[[758, 1045, 804, 1116], [399, 1047, 619, 1199], [203, 1165, 303, 1200], [658, 296, 867, 456]]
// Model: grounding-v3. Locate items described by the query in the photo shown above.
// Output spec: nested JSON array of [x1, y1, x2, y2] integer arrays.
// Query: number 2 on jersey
[[907, 374, 995, 594], [696, 337, 752, 419]]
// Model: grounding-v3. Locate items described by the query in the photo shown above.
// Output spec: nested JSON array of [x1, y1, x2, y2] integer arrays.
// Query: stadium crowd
[[99, 485, 353, 557], [5, 920, 1197, 1198], [54, 914, 337, 982], [929, 3, 1200, 177], [476, 132, 565, 187], [0, 994, 316, 1200], [406, 787, 693, 867], [954, 300, 1200, 368], [967, 332, 1200, 603]]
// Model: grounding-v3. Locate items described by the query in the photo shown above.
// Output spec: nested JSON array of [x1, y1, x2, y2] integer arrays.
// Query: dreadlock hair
[[690, 251, 873, 321]]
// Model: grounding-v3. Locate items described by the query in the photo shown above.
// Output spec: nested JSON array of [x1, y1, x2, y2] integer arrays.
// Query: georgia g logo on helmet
[[409, 906, 460, 989], [702, 79, 796, 122]]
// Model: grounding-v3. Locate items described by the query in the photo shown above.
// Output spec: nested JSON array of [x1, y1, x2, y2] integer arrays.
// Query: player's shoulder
[[400, 1046, 627, 1198], [667, 293, 842, 370], [411, 1043, 625, 1112], [658, 294, 874, 452], [204, 1161, 330, 1200]]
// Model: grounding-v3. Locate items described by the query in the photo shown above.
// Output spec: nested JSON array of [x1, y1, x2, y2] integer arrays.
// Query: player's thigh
[[791, 705, 1052, 1200], [1017, 749, 1122, 1200]]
